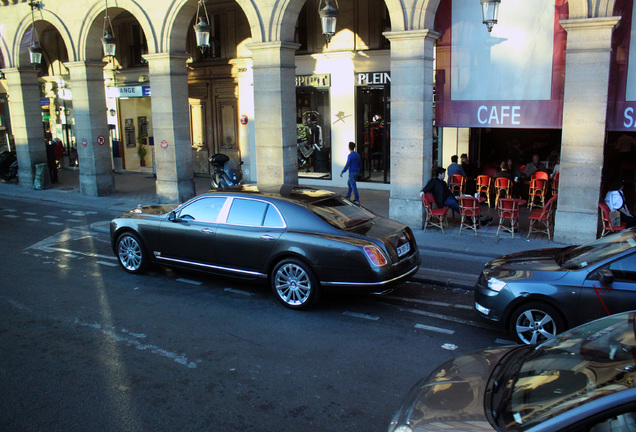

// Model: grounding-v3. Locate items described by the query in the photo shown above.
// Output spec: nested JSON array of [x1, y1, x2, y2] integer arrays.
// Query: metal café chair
[[496, 198, 521, 238], [494, 177, 512, 208], [476, 175, 493, 207], [599, 202, 627, 237], [528, 195, 558, 240], [458, 196, 481, 235], [422, 192, 449, 233], [448, 174, 466, 196], [528, 178, 548, 210]]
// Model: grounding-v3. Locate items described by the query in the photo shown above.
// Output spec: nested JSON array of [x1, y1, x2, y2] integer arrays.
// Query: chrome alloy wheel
[[514, 308, 559, 345], [274, 262, 312, 307], [117, 234, 143, 272]]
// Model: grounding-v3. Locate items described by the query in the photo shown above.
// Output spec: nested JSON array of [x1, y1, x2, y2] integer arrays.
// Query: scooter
[[209, 153, 243, 189], [0, 151, 18, 182]]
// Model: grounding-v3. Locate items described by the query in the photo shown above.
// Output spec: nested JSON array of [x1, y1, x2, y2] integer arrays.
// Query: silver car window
[[177, 197, 226, 222], [226, 198, 269, 226]]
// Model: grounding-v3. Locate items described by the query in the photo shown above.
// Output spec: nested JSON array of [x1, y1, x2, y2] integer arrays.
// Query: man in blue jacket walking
[[340, 141, 362, 204]]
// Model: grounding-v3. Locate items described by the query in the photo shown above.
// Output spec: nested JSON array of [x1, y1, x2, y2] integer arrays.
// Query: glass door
[[356, 86, 390, 183]]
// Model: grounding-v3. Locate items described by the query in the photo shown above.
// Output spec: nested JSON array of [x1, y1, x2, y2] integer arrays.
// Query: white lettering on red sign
[[81, 138, 88, 147], [477, 105, 521, 125], [161, 140, 168, 150]]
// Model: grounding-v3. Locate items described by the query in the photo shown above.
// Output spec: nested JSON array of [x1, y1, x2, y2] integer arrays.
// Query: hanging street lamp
[[480, 0, 501, 32], [319, 0, 339, 46], [102, 0, 117, 58], [194, 0, 211, 53], [28, 1, 42, 67]]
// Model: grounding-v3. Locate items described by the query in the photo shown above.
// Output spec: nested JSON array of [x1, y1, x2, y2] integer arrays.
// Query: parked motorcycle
[[0, 151, 18, 182], [209, 153, 243, 189]]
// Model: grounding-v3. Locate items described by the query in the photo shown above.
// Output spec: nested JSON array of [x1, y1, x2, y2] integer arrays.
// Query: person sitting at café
[[446, 155, 466, 178], [495, 161, 514, 182], [605, 179, 636, 228], [461, 153, 476, 195], [506, 158, 522, 197], [421, 167, 493, 227], [525, 153, 545, 179]]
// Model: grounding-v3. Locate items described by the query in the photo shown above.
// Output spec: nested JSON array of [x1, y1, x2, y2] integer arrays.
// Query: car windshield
[[308, 196, 376, 229], [493, 312, 636, 431], [559, 229, 636, 269]]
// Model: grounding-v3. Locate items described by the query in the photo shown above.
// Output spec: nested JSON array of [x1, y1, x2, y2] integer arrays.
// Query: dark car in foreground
[[389, 311, 636, 432], [474, 228, 636, 344], [110, 184, 420, 309]]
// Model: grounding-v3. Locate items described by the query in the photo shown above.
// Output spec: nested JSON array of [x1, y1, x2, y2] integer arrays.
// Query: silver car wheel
[[117, 233, 145, 273], [274, 261, 313, 307], [513, 306, 562, 345]]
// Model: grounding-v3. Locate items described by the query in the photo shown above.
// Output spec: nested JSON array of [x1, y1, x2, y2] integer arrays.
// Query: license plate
[[397, 242, 410, 257]]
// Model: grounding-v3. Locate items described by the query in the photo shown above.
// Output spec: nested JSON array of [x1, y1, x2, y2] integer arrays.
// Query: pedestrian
[[447, 155, 466, 178], [53, 137, 64, 166], [340, 141, 361, 204], [45, 139, 58, 183]]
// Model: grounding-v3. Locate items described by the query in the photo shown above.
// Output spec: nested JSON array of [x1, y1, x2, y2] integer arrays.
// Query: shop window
[[296, 83, 332, 180], [356, 85, 391, 183]]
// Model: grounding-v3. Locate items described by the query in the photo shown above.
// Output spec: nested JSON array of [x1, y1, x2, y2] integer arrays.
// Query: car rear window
[[308, 196, 376, 230]]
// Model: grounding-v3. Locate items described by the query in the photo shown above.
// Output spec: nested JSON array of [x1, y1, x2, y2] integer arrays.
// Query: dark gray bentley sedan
[[110, 184, 420, 309]]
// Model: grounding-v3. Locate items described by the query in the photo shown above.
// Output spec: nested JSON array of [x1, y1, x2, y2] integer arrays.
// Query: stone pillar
[[245, 42, 299, 186], [143, 53, 195, 203], [65, 62, 115, 196], [385, 30, 440, 229], [554, 17, 620, 244], [3, 68, 46, 187]]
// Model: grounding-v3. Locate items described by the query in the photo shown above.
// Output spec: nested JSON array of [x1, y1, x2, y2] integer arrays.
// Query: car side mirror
[[168, 211, 178, 222], [597, 268, 614, 285]]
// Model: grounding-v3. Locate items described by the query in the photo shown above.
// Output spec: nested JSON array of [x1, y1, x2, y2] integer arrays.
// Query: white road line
[[67, 219, 82, 223], [2, 209, 17, 212], [4, 214, 18, 218], [224, 288, 254, 296], [382, 295, 473, 310], [98, 261, 118, 267], [44, 215, 58, 219], [415, 324, 455, 334], [26, 218, 40, 222], [343, 311, 380, 321], [400, 307, 498, 330], [48, 222, 64, 226], [176, 278, 203, 286], [23, 212, 37, 215]]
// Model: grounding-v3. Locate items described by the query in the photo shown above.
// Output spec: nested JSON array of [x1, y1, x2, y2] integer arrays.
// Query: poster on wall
[[137, 116, 148, 145], [125, 118, 136, 148], [434, 0, 567, 128]]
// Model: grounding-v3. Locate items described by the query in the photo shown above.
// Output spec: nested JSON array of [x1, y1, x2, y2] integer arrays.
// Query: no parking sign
[[97, 135, 106, 145]]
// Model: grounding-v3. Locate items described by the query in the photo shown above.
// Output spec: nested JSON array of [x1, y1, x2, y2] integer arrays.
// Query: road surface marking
[[26, 218, 40, 222], [383, 295, 472, 310], [415, 324, 455, 334], [44, 215, 58, 219], [343, 311, 380, 321], [2, 208, 17, 212], [4, 214, 18, 218], [224, 288, 254, 296], [67, 219, 82, 223], [98, 261, 118, 267], [48, 222, 64, 226], [400, 307, 498, 330], [177, 278, 203, 286], [23, 212, 37, 215]]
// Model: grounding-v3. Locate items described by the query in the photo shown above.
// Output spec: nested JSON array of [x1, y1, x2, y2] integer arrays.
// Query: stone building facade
[[0, 0, 630, 244]]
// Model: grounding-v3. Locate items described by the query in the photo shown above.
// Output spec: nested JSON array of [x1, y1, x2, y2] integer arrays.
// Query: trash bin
[[34, 163, 49, 190]]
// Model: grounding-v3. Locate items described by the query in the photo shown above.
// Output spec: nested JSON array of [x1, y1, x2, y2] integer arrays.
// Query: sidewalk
[[0, 168, 565, 289]]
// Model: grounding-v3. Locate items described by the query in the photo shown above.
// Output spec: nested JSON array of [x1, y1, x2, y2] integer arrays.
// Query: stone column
[[143, 53, 195, 203], [554, 17, 620, 244], [65, 61, 115, 196], [245, 42, 300, 186], [384, 30, 440, 229], [3, 68, 46, 187]]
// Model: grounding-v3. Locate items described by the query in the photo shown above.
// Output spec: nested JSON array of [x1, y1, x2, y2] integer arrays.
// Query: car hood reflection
[[125, 204, 179, 217], [487, 248, 564, 272]]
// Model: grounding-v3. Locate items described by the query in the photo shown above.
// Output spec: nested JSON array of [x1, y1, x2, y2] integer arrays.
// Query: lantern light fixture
[[102, 0, 117, 58], [194, 0, 211, 53], [28, 1, 42, 67], [480, 0, 501, 32], [319, 0, 339, 46]]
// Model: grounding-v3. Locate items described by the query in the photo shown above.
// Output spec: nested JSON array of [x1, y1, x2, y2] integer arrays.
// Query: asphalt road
[[0, 197, 510, 432]]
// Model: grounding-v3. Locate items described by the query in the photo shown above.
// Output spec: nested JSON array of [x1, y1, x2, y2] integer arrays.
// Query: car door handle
[[260, 234, 274, 240], [201, 228, 214, 234]]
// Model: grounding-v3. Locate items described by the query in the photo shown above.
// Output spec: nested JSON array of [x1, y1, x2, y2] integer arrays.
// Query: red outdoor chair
[[528, 195, 558, 240], [422, 192, 449, 233], [528, 178, 548, 210], [458, 196, 480, 235], [599, 203, 627, 237], [494, 177, 512, 208], [496, 198, 521, 238], [476, 175, 492, 207], [531, 171, 549, 181], [551, 172, 560, 196], [448, 174, 466, 196]]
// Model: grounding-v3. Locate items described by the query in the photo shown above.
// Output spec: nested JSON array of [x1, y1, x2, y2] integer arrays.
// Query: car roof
[[202, 184, 338, 206]]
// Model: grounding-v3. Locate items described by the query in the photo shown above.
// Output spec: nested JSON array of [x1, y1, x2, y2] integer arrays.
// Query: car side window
[[178, 197, 226, 222], [226, 199, 269, 226], [263, 204, 285, 228], [608, 253, 636, 282]]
